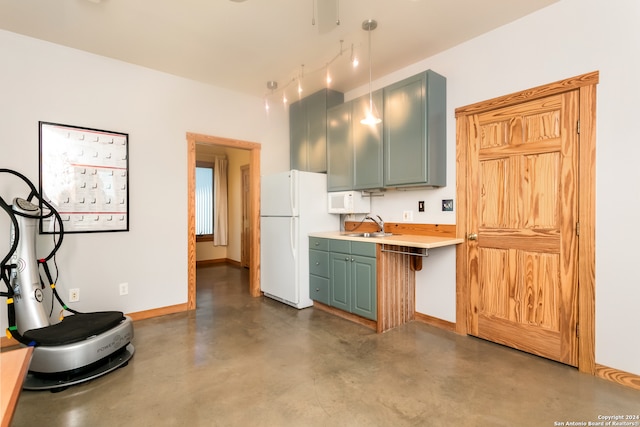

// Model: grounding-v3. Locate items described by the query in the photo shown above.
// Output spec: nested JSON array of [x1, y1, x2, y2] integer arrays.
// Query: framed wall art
[[39, 121, 129, 233]]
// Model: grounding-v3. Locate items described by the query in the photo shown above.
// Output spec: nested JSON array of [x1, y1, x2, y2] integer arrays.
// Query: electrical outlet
[[442, 199, 454, 212], [402, 210, 413, 222], [119, 282, 129, 296], [69, 288, 80, 302], [418, 201, 425, 212]]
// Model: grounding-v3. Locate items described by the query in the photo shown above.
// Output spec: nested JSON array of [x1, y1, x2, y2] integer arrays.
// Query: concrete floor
[[11, 264, 640, 426]]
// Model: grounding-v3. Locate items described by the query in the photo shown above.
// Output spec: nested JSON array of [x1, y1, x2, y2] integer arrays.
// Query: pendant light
[[361, 19, 381, 125]]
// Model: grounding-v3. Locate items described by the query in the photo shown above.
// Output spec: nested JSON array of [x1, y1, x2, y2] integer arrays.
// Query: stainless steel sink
[[345, 232, 395, 238]]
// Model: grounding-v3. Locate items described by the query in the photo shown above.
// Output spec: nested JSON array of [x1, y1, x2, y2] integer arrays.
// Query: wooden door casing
[[241, 164, 250, 269]]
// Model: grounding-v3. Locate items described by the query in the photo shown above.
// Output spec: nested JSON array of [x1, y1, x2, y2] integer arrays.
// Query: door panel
[[330, 252, 350, 312], [468, 91, 579, 366], [260, 216, 298, 304], [351, 256, 377, 320]]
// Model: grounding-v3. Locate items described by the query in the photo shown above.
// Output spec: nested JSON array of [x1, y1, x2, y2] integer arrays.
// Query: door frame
[[240, 164, 250, 269], [187, 132, 262, 310], [454, 71, 598, 374]]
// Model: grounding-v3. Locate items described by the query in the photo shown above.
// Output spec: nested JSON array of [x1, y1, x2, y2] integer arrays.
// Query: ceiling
[[0, 0, 558, 102]]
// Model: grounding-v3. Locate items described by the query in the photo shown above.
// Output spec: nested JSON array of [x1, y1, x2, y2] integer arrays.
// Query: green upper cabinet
[[326, 101, 352, 191], [290, 88, 344, 173], [327, 90, 383, 191], [352, 91, 384, 190], [289, 100, 307, 172], [383, 70, 446, 187]]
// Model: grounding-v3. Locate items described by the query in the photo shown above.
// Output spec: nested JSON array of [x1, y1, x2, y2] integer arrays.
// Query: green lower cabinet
[[309, 238, 377, 321], [328, 243, 377, 321]]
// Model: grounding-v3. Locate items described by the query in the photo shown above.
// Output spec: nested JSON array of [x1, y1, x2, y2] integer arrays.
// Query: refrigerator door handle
[[290, 170, 297, 216], [290, 217, 298, 258]]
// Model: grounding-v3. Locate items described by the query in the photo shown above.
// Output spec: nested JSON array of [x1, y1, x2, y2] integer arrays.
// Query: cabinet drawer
[[309, 237, 329, 251], [309, 275, 330, 305], [329, 239, 351, 254], [351, 241, 376, 257], [309, 250, 329, 277]]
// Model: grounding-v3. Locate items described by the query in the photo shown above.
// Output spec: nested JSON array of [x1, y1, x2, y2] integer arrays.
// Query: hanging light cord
[[367, 23, 374, 114]]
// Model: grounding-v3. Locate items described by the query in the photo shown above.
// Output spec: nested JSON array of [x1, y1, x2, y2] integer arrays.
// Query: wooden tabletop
[[1, 347, 33, 427]]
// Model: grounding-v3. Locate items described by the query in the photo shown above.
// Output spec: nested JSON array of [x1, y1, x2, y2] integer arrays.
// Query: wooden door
[[466, 91, 579, 366], [240, 164, 250, 269]]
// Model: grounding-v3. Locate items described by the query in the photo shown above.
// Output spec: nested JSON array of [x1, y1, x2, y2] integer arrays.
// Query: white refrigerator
[[260, 170, 338, 309]]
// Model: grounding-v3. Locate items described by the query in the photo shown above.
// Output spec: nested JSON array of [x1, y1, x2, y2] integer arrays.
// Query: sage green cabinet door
[[290, 89, 344, 173], [352, 90, 384, 190], [383, 70, 446, 187], [306, 90, 328, 173], [290, 100, 307, 172], [329, 252, 351, 312], [351, 255, 377, 320], [326, 102, 353, 191]]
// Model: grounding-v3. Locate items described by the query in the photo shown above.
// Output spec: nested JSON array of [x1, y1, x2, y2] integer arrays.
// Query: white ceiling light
[[351, 43, 359, 68], [360, 19, 381, 125]]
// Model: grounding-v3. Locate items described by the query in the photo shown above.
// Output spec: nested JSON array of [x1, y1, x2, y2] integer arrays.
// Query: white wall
[[346, 0, 640, 376], [0, 30, 289, 325]]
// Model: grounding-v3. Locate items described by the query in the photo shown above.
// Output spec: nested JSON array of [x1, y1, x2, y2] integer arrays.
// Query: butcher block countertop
[[1, 346, 33, 427], [308, 231, 463, 249]]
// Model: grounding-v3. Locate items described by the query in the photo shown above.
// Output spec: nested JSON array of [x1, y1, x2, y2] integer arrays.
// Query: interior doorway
[[186, 132, 261, 310]]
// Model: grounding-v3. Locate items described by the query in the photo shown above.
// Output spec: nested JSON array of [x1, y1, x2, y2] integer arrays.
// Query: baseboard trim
[[596, 364, 640, 391], [1, 303, 190, 349], [196, 258, 241, 268], [126, 303, 190, 321], [312, 302, 377, 331], [414, 312, 456, 332]]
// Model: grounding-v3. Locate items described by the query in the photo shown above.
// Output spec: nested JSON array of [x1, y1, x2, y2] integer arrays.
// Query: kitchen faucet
[[365, 215, 384, 233]]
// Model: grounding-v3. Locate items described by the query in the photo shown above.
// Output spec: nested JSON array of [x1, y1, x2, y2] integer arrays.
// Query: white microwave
[[327, 191, 371, 214]]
